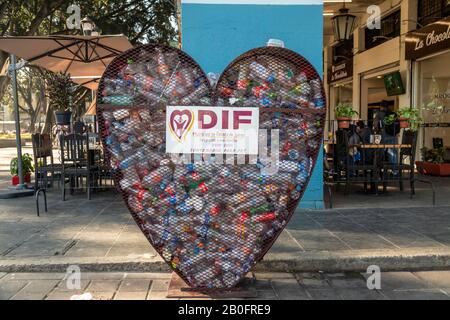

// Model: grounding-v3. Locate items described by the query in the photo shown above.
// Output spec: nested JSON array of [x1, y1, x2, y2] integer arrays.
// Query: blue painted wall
[[182, 2, 324, 209]]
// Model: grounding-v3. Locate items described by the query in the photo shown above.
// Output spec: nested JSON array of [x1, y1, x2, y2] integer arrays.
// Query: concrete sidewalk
[[2, 189, 450, 273]]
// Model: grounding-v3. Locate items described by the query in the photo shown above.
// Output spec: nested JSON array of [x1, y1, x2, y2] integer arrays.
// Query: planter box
[[416, 161, 450, 177]]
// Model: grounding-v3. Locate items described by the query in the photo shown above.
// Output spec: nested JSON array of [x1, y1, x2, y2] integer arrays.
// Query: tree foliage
[[0, 0, 177, 133]]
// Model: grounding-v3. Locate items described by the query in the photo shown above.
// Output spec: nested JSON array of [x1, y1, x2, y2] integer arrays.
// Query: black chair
[[333, 129, 349, 187], [381, 130, 417, 195], [32, 133, 64, 216], [60, 134, 98, 200], [334, 129, 379, 194], [323, 151, 334, 209]]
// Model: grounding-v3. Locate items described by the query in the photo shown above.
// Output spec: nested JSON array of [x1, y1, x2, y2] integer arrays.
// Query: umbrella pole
[[10, 54, 24, 190]]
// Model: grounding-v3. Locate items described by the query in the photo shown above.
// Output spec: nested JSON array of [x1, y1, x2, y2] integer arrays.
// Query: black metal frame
[[96, 44, 327, 289]]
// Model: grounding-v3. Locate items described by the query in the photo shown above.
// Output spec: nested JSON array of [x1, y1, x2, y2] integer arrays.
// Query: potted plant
[[335, 103, 358, 129], [10, 153, 34, 185], [45, 72, 74, 125], [416, 147, 450, 177], [397, 107, 422, 131]]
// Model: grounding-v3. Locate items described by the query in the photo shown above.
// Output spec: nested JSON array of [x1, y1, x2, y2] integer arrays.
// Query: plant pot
[[11, 173, 31, 185], [415, 161, 450, 176], [337, 117, 351, 129], [54, 111, 72, 125], [399, 117, 410, 128]]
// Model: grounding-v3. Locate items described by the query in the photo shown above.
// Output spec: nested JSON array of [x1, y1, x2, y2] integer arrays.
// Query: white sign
[[166, 106, 259, 155]]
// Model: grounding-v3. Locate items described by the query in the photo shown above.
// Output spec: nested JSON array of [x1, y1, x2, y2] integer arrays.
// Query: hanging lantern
[[81, 17, 95, 36], [332, 7, 356, 41]]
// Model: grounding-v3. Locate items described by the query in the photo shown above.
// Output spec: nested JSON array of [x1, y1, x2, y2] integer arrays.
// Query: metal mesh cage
[[97, 44, 326, 290]]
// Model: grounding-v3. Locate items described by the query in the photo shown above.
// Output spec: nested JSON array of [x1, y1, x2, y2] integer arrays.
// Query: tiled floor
[[2, 271, 450, 300]]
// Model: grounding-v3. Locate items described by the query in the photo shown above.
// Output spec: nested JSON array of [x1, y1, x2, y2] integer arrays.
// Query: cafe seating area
[[325, 123, 436, 206], [31, 129, 114, 216]]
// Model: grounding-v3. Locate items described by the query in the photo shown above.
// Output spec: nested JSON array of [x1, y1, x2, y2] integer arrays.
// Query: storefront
[[407, 16, 450, 161]]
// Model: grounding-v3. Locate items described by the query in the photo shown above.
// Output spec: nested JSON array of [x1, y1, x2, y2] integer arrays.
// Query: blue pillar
[[182, 0, 324, 209]]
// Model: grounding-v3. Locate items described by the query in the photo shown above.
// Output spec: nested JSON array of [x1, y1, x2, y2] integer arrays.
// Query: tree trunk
[[40, 83, 52, 134], [0, 52, 10, 103]]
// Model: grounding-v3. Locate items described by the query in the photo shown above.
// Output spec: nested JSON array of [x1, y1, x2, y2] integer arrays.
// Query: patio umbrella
[[0, 34, 132, 89], [0, 35, 132, 192]]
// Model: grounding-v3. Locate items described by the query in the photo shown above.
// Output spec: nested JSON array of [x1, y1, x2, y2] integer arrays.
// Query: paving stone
[[362, 272, 432, 290], [81, 272, 126, 280], [297, 277, 330, 289], [0, 280, 29, 300], [54, 279, 91, 292], [45, 291, 83, 300], [147, 291, 178, 300], [86, 280, 121, 292], [305, 289, 341, 300], [255, 290, 278, 300], [124, 272, 171, 280], [381, 289, 450, 300], [276, 288, 310, 300], [114, 291, 148, 300], [251, 279, 272, 291], [90, 291, 115, 300], [329, 278, 367, 289], [118, 279, 152, 292], [0, 272, 6, 279], [270, 278, 302, 291], [17, 280, 59, 293], [337, 288, 386, 300], [10, 292, 48, 300], [413, 271, 450, 288], [150, 279, 170, 292]]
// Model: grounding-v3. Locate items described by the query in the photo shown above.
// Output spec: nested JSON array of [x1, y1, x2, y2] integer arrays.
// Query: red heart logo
[[169, 109, 194, 141], [97, 44, 325, 289]]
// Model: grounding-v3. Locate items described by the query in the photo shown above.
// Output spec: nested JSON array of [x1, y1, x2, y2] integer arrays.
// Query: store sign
[[406, 17, 450, 60], [328, 60, 353, 83], [166, 105, 259, 155]]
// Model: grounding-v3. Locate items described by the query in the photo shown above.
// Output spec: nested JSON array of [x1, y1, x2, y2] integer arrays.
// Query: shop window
[[364, 10, 401, 50], [419, 51, 450, 151], [418, 0, 450, 27]]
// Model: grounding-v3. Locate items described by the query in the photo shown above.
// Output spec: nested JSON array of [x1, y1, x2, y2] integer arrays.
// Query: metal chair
[[32, 133, 63, 216], [60, 133, 98, 200], [381, 130, 418, 196], [334, 129, 379, 194]]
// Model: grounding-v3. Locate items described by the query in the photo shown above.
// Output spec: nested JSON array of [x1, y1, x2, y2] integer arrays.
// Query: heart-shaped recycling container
[[97, 44, 326, 289]]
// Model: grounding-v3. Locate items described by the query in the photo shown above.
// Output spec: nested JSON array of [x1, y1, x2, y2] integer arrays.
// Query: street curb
[[2, 248, 450, 273]]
